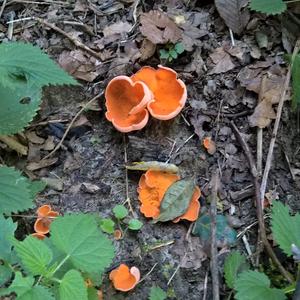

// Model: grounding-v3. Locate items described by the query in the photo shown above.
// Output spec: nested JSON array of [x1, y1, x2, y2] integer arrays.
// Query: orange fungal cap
[[31, 232, 46, 240]]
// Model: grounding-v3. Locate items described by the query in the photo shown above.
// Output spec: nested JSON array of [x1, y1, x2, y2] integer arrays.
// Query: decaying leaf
[[215, 0, 250, 35], [153, 179, 195, 223], [209, 47, 235, 74], [140, 10, 182, 44], [126, 161, 178, 173], [140, 39, 157, 61], [248, 100, 276, 128], [103, 21, 132, 37]]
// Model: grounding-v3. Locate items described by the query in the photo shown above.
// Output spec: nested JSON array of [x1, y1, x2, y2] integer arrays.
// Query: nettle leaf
[[59, 269, 88, 300], [235, 270, 286, 300], [0, 216, 17, 262], [250, 0, 287, 15], [192, 214, 237, 247], [224, 251, 249, 289], [99, 218, 115, 234], [159, 49, 170, 59], [113, 205, 128, 219], [50, 214, 114, 273], [0, 166, 33, 214], [0, 42, 77, 89], [0, 265, 12, 286], [174, 42, 185, 54], [13, 236, 53, 276], [149, 286, 167, 300], [26, 179, 47, 198], [271, 201, 300, 256], [154, 179, 195, 223], [128, 219, 143, 230]]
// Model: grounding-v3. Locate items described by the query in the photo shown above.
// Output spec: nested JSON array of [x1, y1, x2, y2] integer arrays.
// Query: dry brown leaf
[[248, 100, 276, 128], [140, 10, 182, 44], [26, 157, 58, 171], [140, 39, 156, 61], [26, 131, 45, 144], [209, 47, 235, 74], [103, 21, 132, 37]]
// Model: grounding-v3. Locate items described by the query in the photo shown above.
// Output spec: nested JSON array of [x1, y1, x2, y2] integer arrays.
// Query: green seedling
[[159, 42, 185, 62]]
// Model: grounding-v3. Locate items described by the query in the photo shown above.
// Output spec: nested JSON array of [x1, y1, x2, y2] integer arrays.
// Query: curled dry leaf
[[103, 21, 132, 37], [248, 100, 276, 128], [140, 10, 182, 44], [209, 47, 235, 74], [140, 39, 156, 61]]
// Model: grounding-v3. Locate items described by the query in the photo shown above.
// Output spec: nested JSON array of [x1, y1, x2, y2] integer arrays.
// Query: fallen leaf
[[140, 39, 156, 61], [26, 131, 45, 144], [209, 47, 235, 74], [81, 183, 100, 194], [26, 157, 58, 171], [215, 0, 250, 34], [140, 10, 182, 44], [103, 21, 132, 37]]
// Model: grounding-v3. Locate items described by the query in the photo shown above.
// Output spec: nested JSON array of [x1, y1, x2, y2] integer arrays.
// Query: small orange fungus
[[109, 264, 140, 292], [114, 229, 123, 240], [105, 76, 152, 132], [131, 65, 187, 120], [31, 232, 46, 240], [138, 170, 201, 222], [203, 137, 216, 155], [34, 205, 59, 235]]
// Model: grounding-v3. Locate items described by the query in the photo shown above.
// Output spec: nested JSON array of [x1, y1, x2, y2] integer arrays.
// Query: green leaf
[[13, 236, 53, 276], [174, 42, 185, 54], [87, 287, 99, 300], [159, 49, 170, 60], [235, 270, 286, 300], [0, 265, 12, 286], [59, 270, 88, 300], [99, 218, 115, 234], [0, 42, 77, 89], [250, 0, 286, 15], [154, 179, 195, 223], [224, 251, 249, 289], [26, 179, 47, 198], [50, 214, 114, 273], [112, 205, 128, 219], [271, 201, 300, 256], [192, 214, 237, 247], [0, 216, 17, 261], [169, 50, 178, 59], [149, 286, 167, 300], [0, 166, 33, 214], [291, 55, 300, 110], [128, 219, 143, 230]]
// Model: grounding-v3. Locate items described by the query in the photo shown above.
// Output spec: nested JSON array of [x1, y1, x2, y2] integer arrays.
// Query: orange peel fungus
[[137, 170, 200, 222], [131, 65, 187, 120], [34, 204, 59, 235], [109, 264, 140, 292], [105, 76, 152, 132]]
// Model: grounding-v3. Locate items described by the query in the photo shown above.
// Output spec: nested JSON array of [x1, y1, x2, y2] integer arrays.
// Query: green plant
[[159, 42, 185, 62], [0, 214, 114, 299], [224, 201, 300, 299], [149, 286, 167, 300], [249, 0, 288, 15]]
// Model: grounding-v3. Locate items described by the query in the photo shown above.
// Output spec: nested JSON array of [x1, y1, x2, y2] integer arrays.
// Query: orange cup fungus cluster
[[31, 204, 59, 240], [105, 65, 187, 132], [137, 170, 201, 222]]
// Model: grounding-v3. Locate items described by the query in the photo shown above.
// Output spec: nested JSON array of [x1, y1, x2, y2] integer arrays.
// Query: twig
[[167, 253, 187, 286], [0, 135, 28, 155], [260, 40, 300, 207], [210, 170, 220, 300], [138, 263, 158, 284], [202, 270, 208, 300], [0, 0, 7, 19], [230, 121, 294, 283], [229, 28, 235, 47], [42, 94, 102, 160], [242, 235, 255, 265]]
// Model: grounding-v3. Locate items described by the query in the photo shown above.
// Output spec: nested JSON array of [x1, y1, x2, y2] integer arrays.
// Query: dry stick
[[260, 40, 300, 207], [0, 135, 28, 155], [230, 121, 294, 283], [210, 170, 220, 300], [42, 93, 102, 160], [34, 17, 104, 61]]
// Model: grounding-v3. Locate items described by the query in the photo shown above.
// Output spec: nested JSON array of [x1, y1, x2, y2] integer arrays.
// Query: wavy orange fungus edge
[[34, 205, 59, 234], [131, 65, 187, 120], [31, 232, 46, 240], [137, 170, 201, 222], [105, 76, 152, 133], [109, 264, 140, 292]]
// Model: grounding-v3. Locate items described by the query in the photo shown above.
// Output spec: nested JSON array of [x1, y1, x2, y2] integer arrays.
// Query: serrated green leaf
[[0, 166, 33, 214], [50, 214, 114, 273], [87, 287, 99, 300], [0, 42, 77, 89], [271, 201, 300, 256], [99, 218, 115, 234], [0, 265, 12, 286], [13, 236, 53, 276], [149, 286, 167, 300], [128, 219, 143, 230], [235, 270, 286, 300], [59, 270, 88, 300], [224, 251, 249, 289], [113, 205, 128, 219], [174, 42, 185, 54], [0, 216, 17, 262], [154, 179, 195, 223], [169, 50, 178, 59], [192, 214, 237, 247], [159, 49, 170, 59], [250, 0, 286, 15], [26, 179, 47, 198]]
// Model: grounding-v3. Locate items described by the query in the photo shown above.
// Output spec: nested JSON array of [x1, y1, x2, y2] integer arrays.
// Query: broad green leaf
[[174, 42, 185, 54], [128, 219, 143, 230], [87, 287, 99, 300], [235, 270, 286, 300], [291, 55, 300, 110], [0, 166, 33, 214], [192, 214, 237, 247], [0, 84, 41, 135], [113, 205, 128, 219], [13, 236, 53, 276], [59, 269, 88, 300], [149, 286, 167, 300], [271, 201, 300, 256], [159, 49, 170, 60], [0, 42, 77, 89], [99, 218, 115, 234], [250, 0, 286, 15], [169, 50, 178, 59], [224, 251, 249, 289], [0, 265, 12, 286], [50, 214, 114, 273], [154, 179, 195, 223], [26, 179, 47, 198], [0, 216, 17, 261]]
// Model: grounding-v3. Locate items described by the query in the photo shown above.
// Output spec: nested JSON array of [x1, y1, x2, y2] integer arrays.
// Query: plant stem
[[286, 0, 300, 4], [50, 254, 71, 276]]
